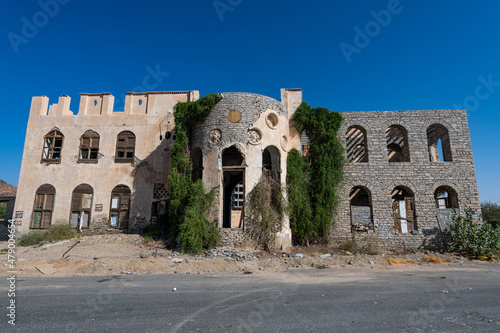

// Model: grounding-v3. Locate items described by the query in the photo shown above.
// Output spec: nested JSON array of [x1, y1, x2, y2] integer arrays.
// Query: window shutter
[[42, 212, 51, 228], [35, 194, 44, 209], [32, 212, 42, 228], [90, 138, 99, 148], [119, 211, 129, 229], [44, 194, 54, 210], [121, 194, 130, 210], [72, 193, 83, 210]]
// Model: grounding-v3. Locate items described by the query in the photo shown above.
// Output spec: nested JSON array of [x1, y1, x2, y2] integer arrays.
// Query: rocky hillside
[[0, 180, 16, 196]]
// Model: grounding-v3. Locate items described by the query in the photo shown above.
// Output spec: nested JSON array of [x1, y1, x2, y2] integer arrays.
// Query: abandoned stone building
[[13, 88, 481, 250]]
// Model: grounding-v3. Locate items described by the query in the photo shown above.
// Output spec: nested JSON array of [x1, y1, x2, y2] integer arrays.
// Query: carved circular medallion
[[209, 129, 222, 145], [228, 110, 241, 123], [247, 128, 262, 144]]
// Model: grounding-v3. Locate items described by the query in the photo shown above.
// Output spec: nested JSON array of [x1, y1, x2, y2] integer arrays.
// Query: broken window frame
[[78, 130, 100, 163], [31, 184, 55, 229], [346, 126, 369, 163], [434, 186, 459, 209], [70, 184, 93, 229], [115, 131, 136, 163], [427, 124, 453, 162], [41, 130, 64, 164], [109, 185, 131, 229], [386, 125, 410, 163]]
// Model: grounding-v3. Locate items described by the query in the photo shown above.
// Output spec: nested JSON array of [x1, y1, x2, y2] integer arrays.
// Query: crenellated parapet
[[29, 90, 200, 118]]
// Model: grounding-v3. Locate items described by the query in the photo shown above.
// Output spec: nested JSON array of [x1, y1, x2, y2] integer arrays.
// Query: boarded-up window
[[70, 184, 93, 228], [41, 130, 64, 163], [109, 185, 131, 229], [115, 131, 136, 163], [31, 184, 55, 229], [346, 126, 368, 163], [78, 130, 100, 163], [349, 186, 373, 231]]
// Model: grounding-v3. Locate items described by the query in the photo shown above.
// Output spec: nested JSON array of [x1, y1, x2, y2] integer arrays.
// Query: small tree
[[482, 201, 500, 228], [0, 204, 6, 220]]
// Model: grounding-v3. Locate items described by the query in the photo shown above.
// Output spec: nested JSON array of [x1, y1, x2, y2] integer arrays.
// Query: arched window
[[262, 146, 281, 182], [435, 186, 459, 209], [427, 124, 452, 162], [115, 131, 136, 163], [31, 184, 55, 229], [78, 130, 100, 163], [191, 147, 203, 182], [391, 186, 416, 233], [41, 130, 64, 163], [70, 184, 93, 229], [386, 125, 410, 162], [110, 185, 131, 229], [349, 186, 373, 231], [346, 126, 368, 163]]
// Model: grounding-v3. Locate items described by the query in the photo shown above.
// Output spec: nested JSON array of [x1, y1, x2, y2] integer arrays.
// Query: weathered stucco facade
[[14, 88, 481, 251]]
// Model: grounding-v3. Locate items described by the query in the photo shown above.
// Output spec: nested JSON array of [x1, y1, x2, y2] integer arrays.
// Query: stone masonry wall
[[331, 109, 481, 250]]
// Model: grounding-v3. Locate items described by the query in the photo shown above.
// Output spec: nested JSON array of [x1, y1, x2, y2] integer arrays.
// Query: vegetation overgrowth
[[287, 101, 345, 244], [18, 224, 77, 247], [445, 210, 500, 260], [167, 93, 221, 253]]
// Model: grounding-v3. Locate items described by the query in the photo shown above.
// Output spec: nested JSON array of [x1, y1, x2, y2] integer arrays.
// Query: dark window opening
[[435, 186, 459, 209], [262, 146, 281, 183], [191, 147, 203, 182]]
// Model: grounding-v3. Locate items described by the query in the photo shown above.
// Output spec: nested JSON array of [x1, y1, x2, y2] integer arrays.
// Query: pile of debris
[[204, 247, 254, 260]]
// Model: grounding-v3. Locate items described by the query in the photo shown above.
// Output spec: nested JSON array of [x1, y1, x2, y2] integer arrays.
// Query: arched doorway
[[391, 186, 416, 233], [222, 146, 245, 228]]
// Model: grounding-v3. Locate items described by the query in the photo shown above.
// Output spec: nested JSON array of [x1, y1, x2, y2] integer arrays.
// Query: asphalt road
[[1, 265, 500, 332]]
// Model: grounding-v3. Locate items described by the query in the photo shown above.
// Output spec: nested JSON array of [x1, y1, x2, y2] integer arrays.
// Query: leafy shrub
[[248, 175, 286, 251], [18, 224, 76, 246], [447, 211, 500, 259], [178, 181, 219, 253], [338, 239, 357, 253]]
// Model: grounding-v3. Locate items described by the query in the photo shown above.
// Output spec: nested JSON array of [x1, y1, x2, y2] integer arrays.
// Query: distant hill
[[0, 180, 17, 197]]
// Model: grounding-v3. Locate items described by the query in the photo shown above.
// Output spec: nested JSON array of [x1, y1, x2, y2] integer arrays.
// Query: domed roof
[[191, 93, 288, 155]]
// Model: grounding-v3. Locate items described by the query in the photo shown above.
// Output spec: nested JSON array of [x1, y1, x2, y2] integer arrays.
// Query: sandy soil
[[0, 234, 494, 277]]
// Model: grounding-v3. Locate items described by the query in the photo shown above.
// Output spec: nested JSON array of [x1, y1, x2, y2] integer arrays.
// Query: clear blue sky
[[0, 0, 498, 203]]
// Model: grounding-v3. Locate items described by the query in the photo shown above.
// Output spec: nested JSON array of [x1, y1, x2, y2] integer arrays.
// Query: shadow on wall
[[128, 131, 175, 233]]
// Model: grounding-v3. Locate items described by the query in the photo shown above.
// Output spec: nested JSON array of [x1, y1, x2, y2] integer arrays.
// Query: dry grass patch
[[387, 257, 414, 265], [424, 254, 448, 264]]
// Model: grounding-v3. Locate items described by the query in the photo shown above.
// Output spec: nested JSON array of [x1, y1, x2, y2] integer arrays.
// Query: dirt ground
[[0, 234, 494, 277]]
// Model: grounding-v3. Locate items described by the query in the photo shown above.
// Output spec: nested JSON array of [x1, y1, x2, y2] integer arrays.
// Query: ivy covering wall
[[287, 101, 345, 244], [168, 93, 221, 253]]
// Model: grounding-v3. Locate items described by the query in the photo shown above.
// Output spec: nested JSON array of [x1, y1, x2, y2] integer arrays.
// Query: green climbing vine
[[168, 93, 221, 253], [287, 101, 345, 244]]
